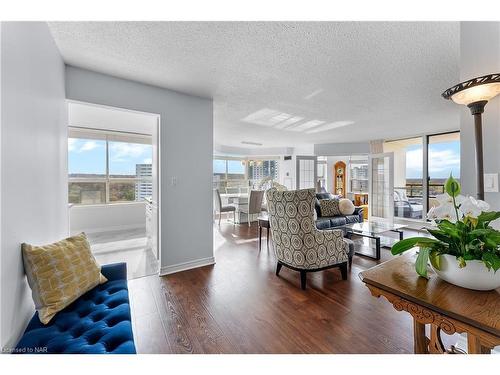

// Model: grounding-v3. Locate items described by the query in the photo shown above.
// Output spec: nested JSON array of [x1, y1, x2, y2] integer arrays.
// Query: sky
[[406, 141, 460, 179], [213, 159, 245, 174], [68, 138, 152, 175]]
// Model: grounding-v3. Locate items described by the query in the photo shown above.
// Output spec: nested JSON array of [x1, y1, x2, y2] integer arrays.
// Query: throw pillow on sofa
[[319, 198, 342, 216], [339, 198, 355, 215], [22, 232, 107, 324]]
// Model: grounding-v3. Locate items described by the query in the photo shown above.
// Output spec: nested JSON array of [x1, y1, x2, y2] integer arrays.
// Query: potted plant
[[391, 175, 500, 291]]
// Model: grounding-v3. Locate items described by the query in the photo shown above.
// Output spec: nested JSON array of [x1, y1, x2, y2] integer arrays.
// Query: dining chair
[[213, 189, 236, 225], [239, 190, 265, 226]]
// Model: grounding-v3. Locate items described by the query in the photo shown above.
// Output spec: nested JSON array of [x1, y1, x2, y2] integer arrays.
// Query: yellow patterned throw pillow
[[22, 233, 107, 324], [319, 198, 342, 217]]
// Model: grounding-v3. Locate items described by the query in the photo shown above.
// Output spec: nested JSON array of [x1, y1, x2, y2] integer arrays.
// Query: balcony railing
[[395, 183, 445, 199]]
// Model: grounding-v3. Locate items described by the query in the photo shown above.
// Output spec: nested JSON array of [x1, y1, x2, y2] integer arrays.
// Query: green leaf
[[469, 228, 495, 237], [415, 248, 430, 278], [484, 237, 499, 250], [426, 228, 454, 244], [391, 237, 441, 255], [457, 256, 466, 268], [429, 250, 441, 270], [445, 174, 461, 197], [476, 211, 500, 228], [436, 220, 461, 240], [482, 253, 500, 272]]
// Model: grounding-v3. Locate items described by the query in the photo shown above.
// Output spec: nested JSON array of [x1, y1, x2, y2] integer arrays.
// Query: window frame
[[68, 127, 153, 205], [212, 156, 280, 193], [383, 130, 460, 222]]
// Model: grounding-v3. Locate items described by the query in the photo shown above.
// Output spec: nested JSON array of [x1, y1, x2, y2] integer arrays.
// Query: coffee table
[[344, 221, 406, 260]]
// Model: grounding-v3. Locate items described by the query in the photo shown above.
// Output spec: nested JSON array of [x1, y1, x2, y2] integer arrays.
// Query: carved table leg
[[428, 324, 446, 354], [467, 333, 490, 354], [413, 319, 428, 354]]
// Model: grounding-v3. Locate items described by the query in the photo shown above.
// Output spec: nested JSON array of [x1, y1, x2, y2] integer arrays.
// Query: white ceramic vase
[[430, 254, 500, 291]]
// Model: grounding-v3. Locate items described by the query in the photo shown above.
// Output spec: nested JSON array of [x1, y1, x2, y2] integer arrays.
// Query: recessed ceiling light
[[306, 121, 354, 134], [274, 116, 304, 129], [288, 120, 325, 132], [242, 108, 291, 127], [241, 141, 263, 146]]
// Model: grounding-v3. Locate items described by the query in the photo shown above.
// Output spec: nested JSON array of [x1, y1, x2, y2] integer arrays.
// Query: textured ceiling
[[49, 22, 461, 149]]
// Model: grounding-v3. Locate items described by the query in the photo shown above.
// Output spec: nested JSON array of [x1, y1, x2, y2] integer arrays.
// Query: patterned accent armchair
[[266, 188, 349, 290]]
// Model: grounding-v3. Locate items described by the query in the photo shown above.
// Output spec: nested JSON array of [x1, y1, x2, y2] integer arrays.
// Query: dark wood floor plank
[[134, 312, 172, 353], [148, 276, 203, 353], [130, 223, 444, 353], [163, 273, 236, 353]]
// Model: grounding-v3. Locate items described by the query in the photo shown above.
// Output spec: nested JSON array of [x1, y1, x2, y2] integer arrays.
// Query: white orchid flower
[[428, 193, 489, 222], [435, 193, 466, 206], [459, 196, 490, 218], [428, 199, 460, 222]]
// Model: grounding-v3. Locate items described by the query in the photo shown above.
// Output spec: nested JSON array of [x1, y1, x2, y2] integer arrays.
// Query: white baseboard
[[159, 256, 215, 276], [70, 223, 145, 235]]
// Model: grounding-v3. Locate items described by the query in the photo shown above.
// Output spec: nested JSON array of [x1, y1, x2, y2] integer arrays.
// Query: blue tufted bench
[[14, 262, 136, 354]]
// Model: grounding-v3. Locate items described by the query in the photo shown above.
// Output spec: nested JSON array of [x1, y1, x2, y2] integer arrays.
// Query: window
[[349, 156, 369, 193], [384, 137, 424, 220], [247, 159, 279, 185], [316, 157, 327, 191], [296, 157, 316, 190], [428, 132, 460, 202], [383, 131, 460, 221], [213, 157, 279, 193], [68, 129, 152, 205]]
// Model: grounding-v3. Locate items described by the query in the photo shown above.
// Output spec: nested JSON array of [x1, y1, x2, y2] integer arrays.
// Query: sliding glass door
[[428, 132, 461, 212], [383, 131, 460, 221], [384, 137, 424, 220]]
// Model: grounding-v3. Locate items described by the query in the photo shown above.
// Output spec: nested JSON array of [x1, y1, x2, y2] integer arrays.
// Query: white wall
[[314, 142, 370, 156], [214, 143, 293, 156], [65, 67, 214, 275], [70, 203, 146, 234], [0, 22, 67, 348], [460, 22, 500, 210], [278, 145, 315, 190]]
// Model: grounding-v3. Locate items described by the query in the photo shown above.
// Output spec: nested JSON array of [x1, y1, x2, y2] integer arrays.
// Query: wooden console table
[[360, 252, 500, 354]]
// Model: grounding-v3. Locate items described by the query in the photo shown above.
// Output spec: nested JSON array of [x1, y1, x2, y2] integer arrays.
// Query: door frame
[[295, 156, 318, 190], [66, 100, 162, 271], [368, 152, 394, 222]]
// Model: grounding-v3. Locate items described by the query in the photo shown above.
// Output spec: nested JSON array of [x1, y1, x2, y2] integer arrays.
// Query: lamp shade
[[442, 73, 500, 105]]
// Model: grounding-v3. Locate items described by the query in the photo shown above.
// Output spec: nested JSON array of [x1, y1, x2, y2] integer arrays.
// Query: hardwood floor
[[128, 222, 455, 353]]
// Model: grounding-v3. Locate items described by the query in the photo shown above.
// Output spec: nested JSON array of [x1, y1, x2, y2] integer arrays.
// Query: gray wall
[[65, 67, 214, 274], [460, 22, 500, 209], [314, 142, 370, 156], [1, 22, 68, 348]]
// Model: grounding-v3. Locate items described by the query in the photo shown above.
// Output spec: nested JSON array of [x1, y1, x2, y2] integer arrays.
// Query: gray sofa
[[314, 193, 364, 230]]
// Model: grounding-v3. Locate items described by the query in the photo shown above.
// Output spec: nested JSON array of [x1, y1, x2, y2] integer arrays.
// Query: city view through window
[[68, 136, 153, 204], [213, 158, 279, 193]]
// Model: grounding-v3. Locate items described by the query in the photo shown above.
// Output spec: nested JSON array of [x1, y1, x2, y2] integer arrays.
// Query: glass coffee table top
[[345, 221, 406, 236]]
